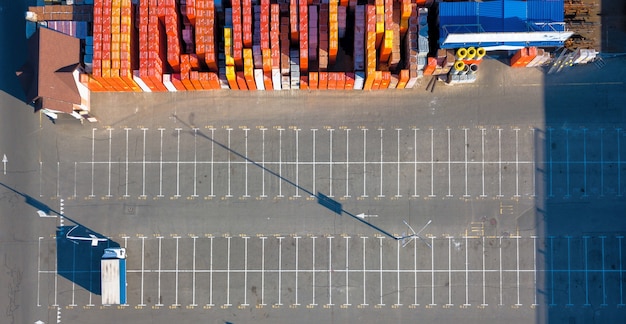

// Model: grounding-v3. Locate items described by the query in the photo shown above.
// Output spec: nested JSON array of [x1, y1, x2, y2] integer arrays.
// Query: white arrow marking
[[356, 213, 379, 219], [2, 154, 6, 175]]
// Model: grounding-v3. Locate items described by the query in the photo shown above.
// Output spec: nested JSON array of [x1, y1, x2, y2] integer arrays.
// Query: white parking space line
[[361, 236, 368, 306], [413, 128, 419, 198], [39, 161, 43, 197], [516, 235, 522, 306], [430, 236, 435, 306], [328, 128, 334, 197], [618, 128, 622, 197], [565, 128, 570, 198], [464, 236, 470, 306], [208, 236, 214, 306], [601, 236, 608, 306], [141, 128, 148, 198], [328, 236, 334, 306], [295, 129, 301, 198], [175, 128, 182, 198], [310, 236, 317, 306], [600, 128, 604, 196], [294, 236, 300, 306], [583, 128, 588, 197], [429, 129, 435, 198], [37, 237, 42, 307], [447, 236, 452, 306], [226, 236, 232, 307], [481, 236, 487, 307], [260, 128, 266, 198], [447, 128, 452, 198], [396, 239, 401, 306], [464, 128, 469, 198], [362, 128, 367, 198], [124, 128, 131, 197], [396, 128, 402, 198], [548, 127, 553, 197], [378, 236, 384, 306], [515, 128, 520, 198], [345, 236, 351, 306], [242, 236, 249, 306], [583, 236, 590, 306], [156, 236, 163, 306], [174, 236, 180, 306], [311, 129, 317, 197], [277, 237, 284, 306], [243, 128, 250, 198], [139, 236, 146, 306], [226, 128, 233, 198], [90, 128, 96, 198], [532, 128, 536, 197], [378, 128, 384, 198], [532, 236, 537, 307], [208, 127, 216, 197], [499, 236, 503, 306], [480, 128, 486, 197], [618, 236, 625, 307], [192, 128, 199, 197], [497, 128, 503, 198], [158, 128, 165, 198], [549, 236, 555, 306], [413, 237, 418, 306], [260, 236, 266, 306], [345, 129, 350, 198], [278, 128, 285, 198]]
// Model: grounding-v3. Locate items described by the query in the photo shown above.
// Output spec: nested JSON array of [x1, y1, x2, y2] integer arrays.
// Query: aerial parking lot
[[2, 55, 626, 324]]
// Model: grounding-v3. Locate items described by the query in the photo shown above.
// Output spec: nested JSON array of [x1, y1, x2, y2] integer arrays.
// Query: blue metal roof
[[439, 0, 566, 48]]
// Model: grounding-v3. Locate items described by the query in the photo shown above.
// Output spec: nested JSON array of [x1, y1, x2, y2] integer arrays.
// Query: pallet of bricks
[[87, 0, 434, 92]]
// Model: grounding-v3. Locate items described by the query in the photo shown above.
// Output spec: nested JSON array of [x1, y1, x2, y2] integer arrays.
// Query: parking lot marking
[[158, 128, 165, 198], [396, 128, 402, 198], [413, 128, 419, 198], [413, 236, 418, 306], [583, 236, 591, 307], [447, 236, 453, 306], [565, 128, 570, 198], [107, 128, 113, 197], [243, 129, 249, 197], [345, 129, 350, 198], [260, 236, 266, 306], [498, 128, 503, 198], [278, 128, 285, 198], [243, 236, 249, 306], [39, 161, 42, 197], [464, 128, 469, 198], [311, 236, 317, 306], [226, 128, 233, 198], [90, 128, 96, 198], [260, 128, 267, 198], [618, 128, 622, 196], [192, 128, 199, 197], [223, 236, 231, 306], [548, 127, 553, 197], [430, 236, 435, 306], [618, 236, 625, 306], [156, 236, 163, 306], [532, 128, 536, 197], [532, 236, 537, 307], [328, 236, 334, 306], [124, 128, 131, 197], [447, 129, 452, 198], [379, 128, 384, 198], [515, 128, 520, 198], [600, 129, 604, 196], [37, 237, 42, 307], [481, 236, 487, 307], [311, 129, 317, 197], [361, 236, 368, 306], [499, 236, 503, 306], [141, 128, 148, 198], [328, 128, 334, 197], [278, 237, 284, 305], [567, 236, 573, 306], [175, 128, 182, 198], [583, 128, 588, 197], [396, 239, 401, 306], [549, 236, 555, 306], [71, 243, 76, 306], [429, 129, 435, 198], [139, 236, 146, 306], [480, 128, 486, 197], [192, 236, 198, 306], [209, 128, 216, 198], [601, 236, 607, 306], [294, 236, 300, 305], [345, 236, 351, 306], [378, 236, 384, 306], [362, 128, 368, 198], [465, 236, 470, 306], [174, 236, 180, 306], [295, 129, 301, 198], [516, 236, 522, 306], [208, 236, 214, 306]]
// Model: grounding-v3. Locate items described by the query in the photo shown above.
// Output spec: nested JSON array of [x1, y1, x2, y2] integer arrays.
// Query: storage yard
[[24, 0, 603, 96]]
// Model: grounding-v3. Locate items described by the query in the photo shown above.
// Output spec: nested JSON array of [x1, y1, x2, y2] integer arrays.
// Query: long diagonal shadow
[[0, 182, 120, 295]]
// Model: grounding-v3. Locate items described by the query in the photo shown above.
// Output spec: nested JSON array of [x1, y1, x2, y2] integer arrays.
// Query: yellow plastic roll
[[476, 47, 486, 59], [456, 48, 467, 59], [466, 47, 477, 59], [454, 60, 465, 72]]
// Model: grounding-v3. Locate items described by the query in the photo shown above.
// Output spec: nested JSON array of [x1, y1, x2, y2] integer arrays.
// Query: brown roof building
[[16, 26, 88, 116]]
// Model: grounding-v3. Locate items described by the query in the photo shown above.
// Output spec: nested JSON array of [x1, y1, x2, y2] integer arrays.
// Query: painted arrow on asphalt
[[356, 213, 378, 219]]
